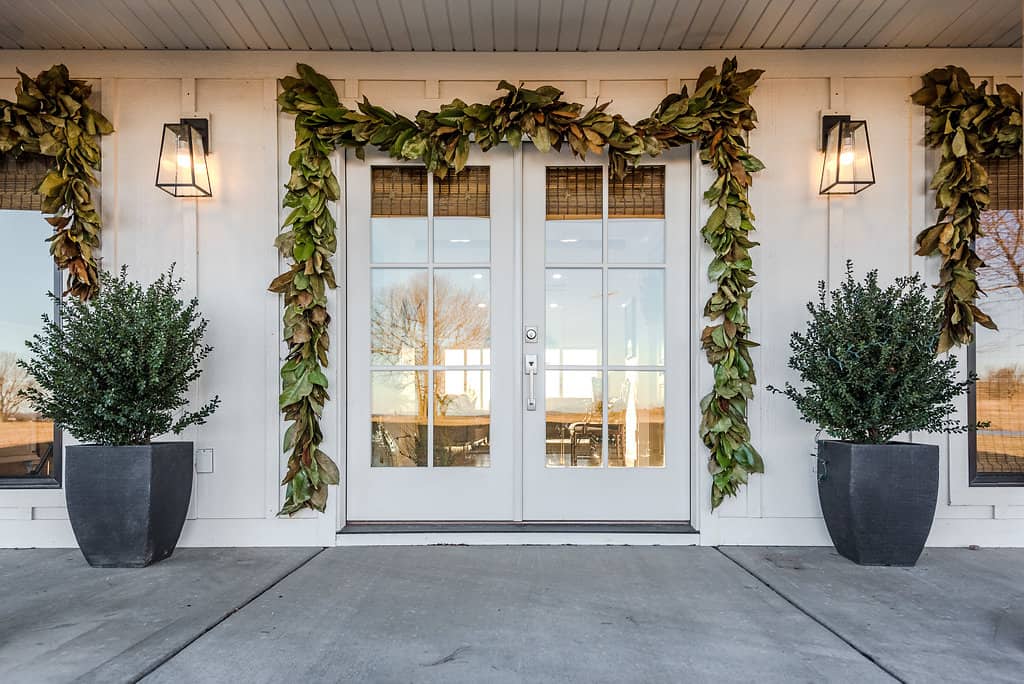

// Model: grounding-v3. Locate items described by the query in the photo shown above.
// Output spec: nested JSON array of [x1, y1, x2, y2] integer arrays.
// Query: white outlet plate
[[195, 448, 214, 473]]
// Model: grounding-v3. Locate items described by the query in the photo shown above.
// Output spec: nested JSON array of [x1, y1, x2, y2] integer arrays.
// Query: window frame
[[0, 259, 62, 489], [968, 154, 1024, 487]]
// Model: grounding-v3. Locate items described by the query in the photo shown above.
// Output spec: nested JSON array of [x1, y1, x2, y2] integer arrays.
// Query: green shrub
[[19, 266, 220, 445], [768, 263, 974, 444]]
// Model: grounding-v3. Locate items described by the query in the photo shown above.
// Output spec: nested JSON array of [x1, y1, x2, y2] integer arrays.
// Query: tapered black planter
[[65, 442, 193, 568], [817, 440, 938, 567]]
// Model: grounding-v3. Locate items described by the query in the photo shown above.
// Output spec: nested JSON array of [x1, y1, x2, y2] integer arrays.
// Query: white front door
[[521, 148, 690, 520], [345, 145, 689, 522], [346, 149, 517, 520]]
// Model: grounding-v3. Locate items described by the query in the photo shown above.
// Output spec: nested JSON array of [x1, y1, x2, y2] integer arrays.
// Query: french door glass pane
[[371, 371, 428, 467], [433, 218, 490, 263], [371, 268, 428, 366], [608, 371, 665, 468], [544, 370, 603, 467], [608, 219, 664, 263], [434, 370, 491, 467], [545, 268, 602, 366], [371, 217, 428, 262], [545, 220, 603, 263], [434, 269, 490, 365], [608, 269, 665, 366]]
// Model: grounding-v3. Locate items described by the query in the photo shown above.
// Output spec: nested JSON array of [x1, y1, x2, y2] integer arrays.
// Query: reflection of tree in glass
[[0, 352, 33, 421], [977, 210, 1024, 295], [371, 272, 489, 364], [371, 273, 489, 466], [371, 272, 428, 366], [432, 275, 489, 361]]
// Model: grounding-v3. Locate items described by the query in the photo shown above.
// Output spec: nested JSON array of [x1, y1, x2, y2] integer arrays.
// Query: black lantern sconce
[[819, 115, 875, 195], [156, 117, 212, 197]]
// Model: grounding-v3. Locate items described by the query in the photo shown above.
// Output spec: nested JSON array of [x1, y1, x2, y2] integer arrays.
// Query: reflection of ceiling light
[[551, 273, 563, 280], [449, 239, 471, 243], [473, 272, 484, 279], [549, 303, 558, 308], [559, 238, 578, 243], [477, 303, 487, 308]]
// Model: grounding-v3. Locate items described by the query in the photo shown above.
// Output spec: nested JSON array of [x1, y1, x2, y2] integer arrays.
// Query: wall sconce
[[156, 118, 212, 197], [819, 115, 874, 195]]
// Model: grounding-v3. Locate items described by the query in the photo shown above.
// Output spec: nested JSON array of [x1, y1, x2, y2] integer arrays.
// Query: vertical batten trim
[[826, 75, 847, 291], [180, 77, 200, 521], [98, 78, 118, 270], [264, 77, 283, 518]]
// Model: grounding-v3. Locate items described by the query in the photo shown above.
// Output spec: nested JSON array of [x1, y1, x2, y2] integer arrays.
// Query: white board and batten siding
[[0, 49, 1021, 547]]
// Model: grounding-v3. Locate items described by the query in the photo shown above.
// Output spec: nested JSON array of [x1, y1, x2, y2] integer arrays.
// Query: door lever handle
[[524, 354, 538, 411]]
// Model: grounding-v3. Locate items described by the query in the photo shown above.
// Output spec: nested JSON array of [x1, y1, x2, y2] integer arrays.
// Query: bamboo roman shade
[[0, 154, 49, 211], [371, 166, 428, 216], [983, 155, 1023, 211], [609, 166, 665, 218], [546, 167, 602, 219], [434, 166, 489, 217]]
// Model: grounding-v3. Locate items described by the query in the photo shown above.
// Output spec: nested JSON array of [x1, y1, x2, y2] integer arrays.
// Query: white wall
[[0, 49, 1021, 547]]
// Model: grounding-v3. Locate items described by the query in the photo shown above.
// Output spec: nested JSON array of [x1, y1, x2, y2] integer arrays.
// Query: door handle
[[524, 354, 538, 411]]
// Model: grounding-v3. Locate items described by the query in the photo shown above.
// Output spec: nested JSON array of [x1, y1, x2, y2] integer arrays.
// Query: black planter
[[817, 440, 939, 567], [65, 442, 193, 568]]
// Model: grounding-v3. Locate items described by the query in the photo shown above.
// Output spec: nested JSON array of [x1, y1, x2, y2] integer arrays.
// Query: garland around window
[[273, 59, 765, 514], [912, 66, 1022, 351], [0, 65, 113, 300]]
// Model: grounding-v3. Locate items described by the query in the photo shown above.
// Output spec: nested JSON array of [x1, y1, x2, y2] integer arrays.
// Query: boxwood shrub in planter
[[769, 263, 976, 566], [19, 267, 219, 568]]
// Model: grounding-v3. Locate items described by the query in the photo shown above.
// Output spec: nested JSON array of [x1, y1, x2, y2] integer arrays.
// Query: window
[[971, 155, 1024, 485], [543, 166, 666, 468], [1, 156, 61, 486], [369, 166, 492, 468]]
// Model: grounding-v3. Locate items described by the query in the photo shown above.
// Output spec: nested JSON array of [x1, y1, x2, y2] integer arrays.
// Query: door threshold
[[336, 521, 698, 546]]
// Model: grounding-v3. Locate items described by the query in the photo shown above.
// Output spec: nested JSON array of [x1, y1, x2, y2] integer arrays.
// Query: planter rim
[[817, 439, 934, 448], [68, 441, 193, 449]]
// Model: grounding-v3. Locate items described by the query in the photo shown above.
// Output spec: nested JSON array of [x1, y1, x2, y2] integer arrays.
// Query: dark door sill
[[339, 521, 696, 534]]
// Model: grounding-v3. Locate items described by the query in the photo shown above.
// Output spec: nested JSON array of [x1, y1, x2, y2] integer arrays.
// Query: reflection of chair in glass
[[567, 377, 625, 466]]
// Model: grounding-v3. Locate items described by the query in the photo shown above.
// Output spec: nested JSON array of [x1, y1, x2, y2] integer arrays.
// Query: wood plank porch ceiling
[[0, 1, 1020, 51]]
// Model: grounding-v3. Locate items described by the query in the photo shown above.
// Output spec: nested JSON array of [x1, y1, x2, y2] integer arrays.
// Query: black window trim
[[0, 261, 62, 489]]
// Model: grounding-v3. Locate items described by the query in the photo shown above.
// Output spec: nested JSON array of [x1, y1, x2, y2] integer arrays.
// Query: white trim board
[[0, 49, 1018, 82]]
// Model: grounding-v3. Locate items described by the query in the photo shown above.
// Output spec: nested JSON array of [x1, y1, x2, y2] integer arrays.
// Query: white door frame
[[340, 144, 694, 526]]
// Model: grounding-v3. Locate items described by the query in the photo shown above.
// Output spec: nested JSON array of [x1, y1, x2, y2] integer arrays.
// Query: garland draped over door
[[912, 66, 1022, 351], [273, 59, 765, 514], [0, 65, 113, 300]]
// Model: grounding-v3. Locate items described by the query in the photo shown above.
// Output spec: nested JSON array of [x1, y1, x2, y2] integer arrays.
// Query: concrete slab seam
[[713, 547, 905, 684], [101, 547, 327, 684]]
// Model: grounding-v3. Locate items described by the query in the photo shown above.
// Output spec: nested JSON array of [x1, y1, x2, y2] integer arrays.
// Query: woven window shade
[[372, 166, 428, 216], [0, 154, 49, 211], [609, 166, 665, 218], [546, 167, 602, 220], [434, 166, 489, 217], [983, 155, 1023, 211]]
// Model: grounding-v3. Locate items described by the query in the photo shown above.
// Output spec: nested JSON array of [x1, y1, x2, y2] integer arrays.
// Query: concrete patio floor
[[1, 546, 1021, 683]]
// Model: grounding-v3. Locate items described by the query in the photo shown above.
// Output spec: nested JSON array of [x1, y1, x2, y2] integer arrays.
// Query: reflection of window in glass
[[972, 155, 1024, 483], [370, 166, 491, 468], [0, 206, 59, 483]]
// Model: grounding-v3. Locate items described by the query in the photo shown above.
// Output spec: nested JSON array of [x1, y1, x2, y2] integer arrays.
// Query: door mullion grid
[[601, 163, 609, 468], [426, 174, 435, 468]]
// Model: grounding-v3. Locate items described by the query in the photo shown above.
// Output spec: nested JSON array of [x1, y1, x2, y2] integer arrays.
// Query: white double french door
[[346, 146, 689, 522]]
